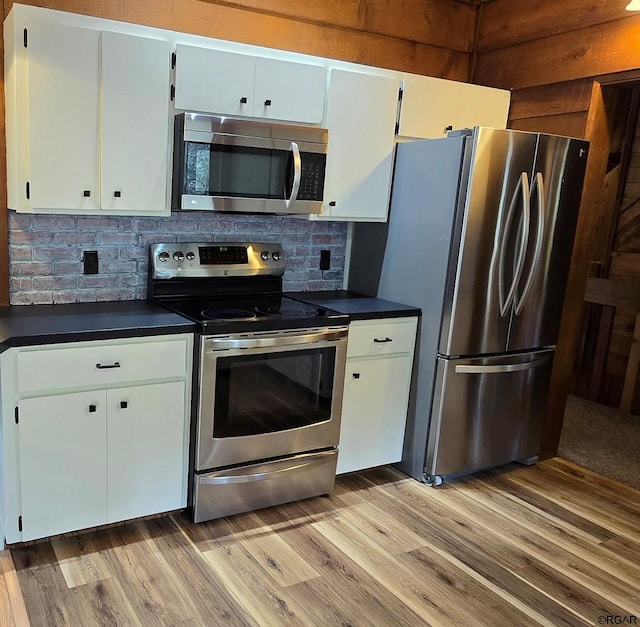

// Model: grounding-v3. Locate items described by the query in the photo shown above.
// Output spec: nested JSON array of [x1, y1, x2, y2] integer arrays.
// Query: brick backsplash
[[8, 212, 348, 305]]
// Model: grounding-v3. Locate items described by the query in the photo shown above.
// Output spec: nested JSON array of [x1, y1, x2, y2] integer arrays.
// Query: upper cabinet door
[[26, 21, 100, 211], [456, 83, 510, 132], [397, 76, 460, 139], [174, 45, 256, 116], [397, 76, 511, 139], [320, 70, 399, 222], [101, 32, 172, 213], [254, 58, 326, 124]]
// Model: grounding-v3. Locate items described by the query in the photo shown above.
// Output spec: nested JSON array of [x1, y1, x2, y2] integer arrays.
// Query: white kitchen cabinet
[[397, 75, 510, 139], [18, 391, 107, 542], [337, 317, 418, 474], [4, 14, 172, 215], [0, 334, 193, 544], [107, 381, 186, 523], [316, 69, 400, 222], [174, 44, 326, 124]]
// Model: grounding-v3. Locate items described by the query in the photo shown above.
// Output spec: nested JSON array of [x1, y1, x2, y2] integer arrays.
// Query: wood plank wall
[[0, 0, 476, 306], [473, 0, 640, 457], [3, 0, 476, 79]]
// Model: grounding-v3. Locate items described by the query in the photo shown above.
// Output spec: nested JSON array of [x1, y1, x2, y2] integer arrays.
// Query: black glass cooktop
[[158, 295, 348, 333]]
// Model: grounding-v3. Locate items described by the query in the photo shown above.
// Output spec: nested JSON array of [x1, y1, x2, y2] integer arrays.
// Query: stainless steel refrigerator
[[348, 127, 589, 484]]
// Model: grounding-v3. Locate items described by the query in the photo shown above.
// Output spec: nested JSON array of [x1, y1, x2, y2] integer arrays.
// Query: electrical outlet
[[320, 249, 331, 271], [83, 250, 99, 275]]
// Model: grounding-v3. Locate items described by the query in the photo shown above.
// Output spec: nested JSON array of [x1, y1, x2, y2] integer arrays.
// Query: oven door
[[196, 327, 348, 470]]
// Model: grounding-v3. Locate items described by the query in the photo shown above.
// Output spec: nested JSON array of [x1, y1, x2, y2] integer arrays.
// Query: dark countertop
[[0, 300, 194, 353], [287, 290, 421, 321]]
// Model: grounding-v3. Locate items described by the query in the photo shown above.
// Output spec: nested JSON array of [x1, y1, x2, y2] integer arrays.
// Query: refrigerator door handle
[[514, 172, 546, 315], [498, 172, 530, 317], [454, 356, 551, 374]]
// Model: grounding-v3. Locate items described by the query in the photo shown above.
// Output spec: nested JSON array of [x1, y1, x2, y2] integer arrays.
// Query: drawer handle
[[96, 362, 121, 369], [352, 372, 360, 379], [373, 337, 393, 343], [89, 404, 97, 413], [120, 401, 128, 409]]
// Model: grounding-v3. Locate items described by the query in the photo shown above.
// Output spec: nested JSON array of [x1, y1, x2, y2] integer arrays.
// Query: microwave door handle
[[285, 141, 302, 208]]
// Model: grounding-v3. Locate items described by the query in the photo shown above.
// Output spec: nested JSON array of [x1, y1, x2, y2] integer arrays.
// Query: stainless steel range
[[148, 242, 349, 522]]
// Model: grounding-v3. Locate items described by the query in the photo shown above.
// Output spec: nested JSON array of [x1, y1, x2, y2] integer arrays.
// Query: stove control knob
[[173, 251, 185, 262], [185, 251, 195, 261], [261, 251, 271, 261], [271, 251, 281, 261], [158, 251, 170, 262]]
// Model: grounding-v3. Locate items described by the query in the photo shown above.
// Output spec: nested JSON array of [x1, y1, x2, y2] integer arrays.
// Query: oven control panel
[[149, 242, 285, 279]]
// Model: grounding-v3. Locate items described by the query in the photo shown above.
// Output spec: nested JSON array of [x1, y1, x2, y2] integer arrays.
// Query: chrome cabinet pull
[[96, 362, 121, 369], [373, 337, 393, 343]]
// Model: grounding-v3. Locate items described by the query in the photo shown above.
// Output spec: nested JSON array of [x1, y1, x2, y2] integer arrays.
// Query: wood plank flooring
[[2, 457, 639, 626]]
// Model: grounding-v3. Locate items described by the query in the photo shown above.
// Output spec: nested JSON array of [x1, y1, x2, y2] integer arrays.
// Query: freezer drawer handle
[[455, 356, 550, 374], [373, 337, 393, 343]]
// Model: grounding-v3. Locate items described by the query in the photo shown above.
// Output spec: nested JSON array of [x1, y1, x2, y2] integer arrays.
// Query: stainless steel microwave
[[172, 113, 328, 214]]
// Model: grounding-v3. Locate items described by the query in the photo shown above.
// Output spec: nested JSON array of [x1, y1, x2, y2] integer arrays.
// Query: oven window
[[184, 142, 290, 199], [213, 347, 335, 437]]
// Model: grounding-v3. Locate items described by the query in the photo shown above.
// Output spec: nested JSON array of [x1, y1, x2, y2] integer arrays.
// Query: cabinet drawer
[[17, 338, 189, 394], [347, 317, 417, 358]]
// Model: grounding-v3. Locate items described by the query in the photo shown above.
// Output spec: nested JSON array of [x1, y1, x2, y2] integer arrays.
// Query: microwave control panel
[[298, 153, 326, 201]]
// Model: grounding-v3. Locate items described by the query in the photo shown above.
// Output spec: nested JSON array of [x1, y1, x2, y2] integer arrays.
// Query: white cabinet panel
[[101, 32, 172, 213], [398, 75, 510, 139], [338, 317, 418, 475], [174, 46, 326, 124], [17, 338, 189, 394], [398, 76, 459, 140], [254, 58, 326, 123], [455, 82, 511, 132], [18, 391, 107, 541], [338, 355, 413, 475], [107, 381, 186, 522], [7, 17, 172, 215], [320, 70, 399, 221], [26, 21, 100, 211], [173, 45, 255, 117]]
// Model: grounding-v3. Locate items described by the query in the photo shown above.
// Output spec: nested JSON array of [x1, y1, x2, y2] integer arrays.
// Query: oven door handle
[[199, 451, 335, 485], [204, 327, 347, 351]]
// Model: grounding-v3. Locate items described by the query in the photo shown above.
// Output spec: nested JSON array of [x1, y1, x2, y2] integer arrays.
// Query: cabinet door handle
[[113, 190, 121, 198], [352, 373, 360, 379], [240, 96, 247, 104], [120, 401, 128, 409], [329, 201, 336, 207], [83, 190, 91, 197], [89, 404, 97, 413], [264, 99, 272, 106], [444, 125, 453, 132], [373, 337, 393, 343], [96, 362, 121, 369]]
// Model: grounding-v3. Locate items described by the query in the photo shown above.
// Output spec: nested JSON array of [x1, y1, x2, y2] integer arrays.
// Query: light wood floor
[[1, 457, 639, 626]]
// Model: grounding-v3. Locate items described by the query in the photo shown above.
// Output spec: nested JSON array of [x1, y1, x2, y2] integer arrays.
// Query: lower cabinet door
[[18, 391, 107, 541], [106, 381, 186, 522], [338, 355, 413, 474]]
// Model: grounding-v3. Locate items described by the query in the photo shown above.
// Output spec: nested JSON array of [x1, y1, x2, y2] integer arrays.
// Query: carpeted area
[[558, 394, 640, 491]]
